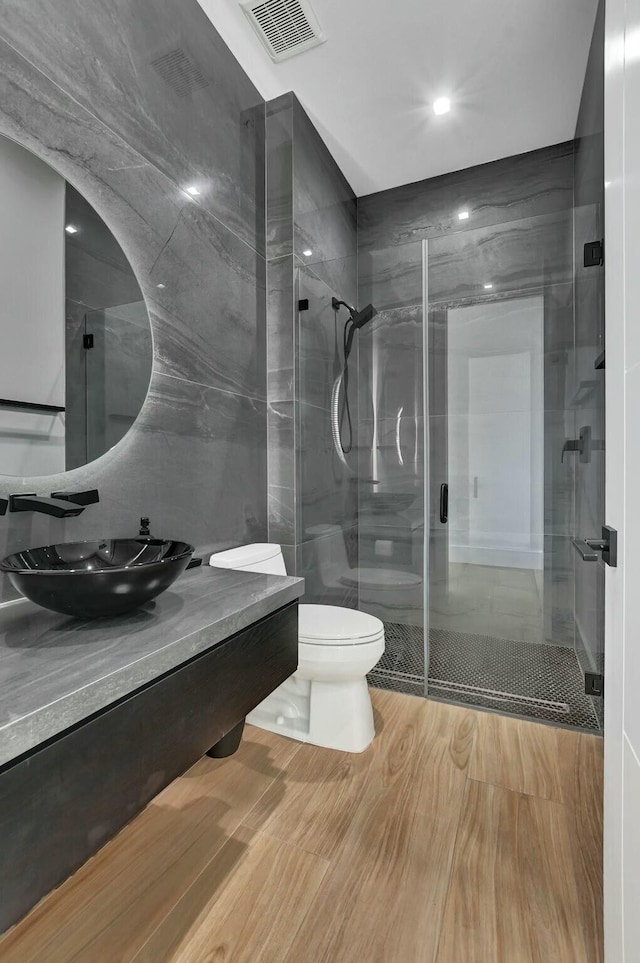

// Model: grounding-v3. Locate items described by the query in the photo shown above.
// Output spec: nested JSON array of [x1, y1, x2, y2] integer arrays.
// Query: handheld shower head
[[331, 297, 378, 329], [331, 296, 379, 455], [337, 301, 378, 360], [351, 303, 377, 329]]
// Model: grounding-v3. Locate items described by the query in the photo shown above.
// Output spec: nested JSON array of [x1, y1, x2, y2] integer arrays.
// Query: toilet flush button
[[276, 715, 285, 725], [375, 539, 393, 558]]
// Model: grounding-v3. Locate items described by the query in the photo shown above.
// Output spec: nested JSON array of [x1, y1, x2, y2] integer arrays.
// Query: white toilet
[[306, 523, 423, 621], [209, 543, 385, 753]]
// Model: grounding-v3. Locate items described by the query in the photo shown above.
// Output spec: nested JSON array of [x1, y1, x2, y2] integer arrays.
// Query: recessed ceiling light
[[483, 283, 494, 290], [458, 210, 470, 221], [302, 249, 313, 257], [65, 224, 78, 234], [156, 283, 166, 289], [184, 185, 200, 197], [433, 97, 451, 116]]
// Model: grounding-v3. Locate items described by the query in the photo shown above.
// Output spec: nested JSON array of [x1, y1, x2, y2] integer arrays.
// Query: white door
[[604, 1, 640, 958]]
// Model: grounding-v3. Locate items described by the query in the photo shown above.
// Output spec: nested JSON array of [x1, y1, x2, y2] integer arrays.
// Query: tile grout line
[[129, 822, 332, 963], [466, 774, 574, 807], [431, 713, 479, 962], [126, 834, 241, 963], [65, 832, 221, 963], [279, 853, 334, 963], [278, 782, 402, 962], [47, 798, 235, 963], [561, 752, 599, 962], [431, 774, 474, 963], [238, 819, 334, 864], [234, 739, 304, 829], [127, 742, 306, 963]]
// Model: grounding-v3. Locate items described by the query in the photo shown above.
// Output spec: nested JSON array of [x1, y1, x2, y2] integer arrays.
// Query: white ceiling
[[198, 0, 600, 197]]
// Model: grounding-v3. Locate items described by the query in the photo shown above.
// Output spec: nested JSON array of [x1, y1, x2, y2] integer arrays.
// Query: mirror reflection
[[0, 133, 152, 477]]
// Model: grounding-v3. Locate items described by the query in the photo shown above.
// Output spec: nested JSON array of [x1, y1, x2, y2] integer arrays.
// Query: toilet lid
[[299, 604, 384, 645], [340, 567, 423, 590]]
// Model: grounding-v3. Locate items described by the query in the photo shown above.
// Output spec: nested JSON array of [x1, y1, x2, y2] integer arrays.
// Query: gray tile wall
[[358, 142, 575, 253], [357, 143, 577, 640], [266, 93, 358, 603], [0, 0, 267, 596]]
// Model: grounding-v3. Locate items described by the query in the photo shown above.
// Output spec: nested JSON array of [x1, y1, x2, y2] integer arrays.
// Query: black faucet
[[9, 494, 86, 518], [51, 489, 99, 506]]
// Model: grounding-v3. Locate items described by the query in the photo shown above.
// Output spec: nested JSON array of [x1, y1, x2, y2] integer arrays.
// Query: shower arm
[[331, 296, 355, 315]]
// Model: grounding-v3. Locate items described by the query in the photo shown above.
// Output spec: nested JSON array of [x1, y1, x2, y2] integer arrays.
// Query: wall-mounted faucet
[[51, 489, 99, 507], [9, 494, 85, 518], [8, 489, 99, 518], [561, 426, 592, 463]]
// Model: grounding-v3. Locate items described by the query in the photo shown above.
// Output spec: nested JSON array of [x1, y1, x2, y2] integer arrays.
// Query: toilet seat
[[339, 567, 422, 590], [298, 603, 384, 646]]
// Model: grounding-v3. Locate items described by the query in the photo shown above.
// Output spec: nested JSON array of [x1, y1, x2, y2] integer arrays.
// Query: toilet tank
[[306, 524, 350, 585], [209, 543, 287, 576]]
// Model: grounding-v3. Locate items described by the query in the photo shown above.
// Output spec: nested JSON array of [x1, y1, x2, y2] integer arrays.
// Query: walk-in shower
[[357, 195, 604, 732], [267, 29, 604, 734]]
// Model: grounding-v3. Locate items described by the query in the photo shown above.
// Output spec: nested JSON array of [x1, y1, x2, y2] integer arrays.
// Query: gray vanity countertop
[[0, 566, 303, 768]]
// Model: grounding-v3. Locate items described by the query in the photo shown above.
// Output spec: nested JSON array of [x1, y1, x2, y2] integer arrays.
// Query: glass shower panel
[[294, 259, 360, 608], [425, 214, 600, 729], [84, 301, 151, 465], [358, 242, 426, 697]]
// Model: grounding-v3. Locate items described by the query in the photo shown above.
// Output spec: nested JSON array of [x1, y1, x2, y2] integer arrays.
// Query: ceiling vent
[[150, 47, 210, 98], [240, 0, 326, 62]]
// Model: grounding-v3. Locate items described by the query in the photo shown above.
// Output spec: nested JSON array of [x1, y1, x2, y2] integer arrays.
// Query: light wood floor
[[0, 691, 603, 963]]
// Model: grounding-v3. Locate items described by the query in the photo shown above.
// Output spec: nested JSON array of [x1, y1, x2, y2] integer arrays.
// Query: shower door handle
[[572, 539, 600, 562], [439, 483, 448, 524], [572, 525, 618, 567]]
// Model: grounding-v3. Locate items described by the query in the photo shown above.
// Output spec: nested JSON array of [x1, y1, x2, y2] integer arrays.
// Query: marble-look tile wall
[[572, 0, 605, 721], [0, 0, 267, 597], [357, 143, 577, 640], [358, 142, 575, 253], [266, 93, 358, 603]]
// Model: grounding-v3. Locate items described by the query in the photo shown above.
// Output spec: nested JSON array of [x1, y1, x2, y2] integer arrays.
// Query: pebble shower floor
[[368, 622, 600, 731]]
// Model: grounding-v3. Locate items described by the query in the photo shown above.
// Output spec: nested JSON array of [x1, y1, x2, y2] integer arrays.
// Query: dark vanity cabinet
[[0, 602, 298, 934]]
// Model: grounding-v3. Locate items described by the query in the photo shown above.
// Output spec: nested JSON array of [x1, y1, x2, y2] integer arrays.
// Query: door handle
[[439, 483, 448, 524], [562, 426, 592, 463], [572, 525, 617, 567], [572, 539, 600, 561]]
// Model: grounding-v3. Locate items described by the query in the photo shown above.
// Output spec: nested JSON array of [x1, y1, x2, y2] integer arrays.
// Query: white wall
[[0, 136, 65, 476], [604, 1, 640, 958], [447, 297, 544, 569]]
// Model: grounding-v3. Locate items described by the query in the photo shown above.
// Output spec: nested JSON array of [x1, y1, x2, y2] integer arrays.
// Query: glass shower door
[[425, 215, 601, 730]]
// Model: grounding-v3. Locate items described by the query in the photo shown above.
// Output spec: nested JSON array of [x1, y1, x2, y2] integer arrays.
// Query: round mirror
[[0, 132, 152, 477]]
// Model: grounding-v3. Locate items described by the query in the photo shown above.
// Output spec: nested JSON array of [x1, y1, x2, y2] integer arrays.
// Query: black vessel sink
[[363, 492, 417, 514], [0, 539, 194, 618]]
